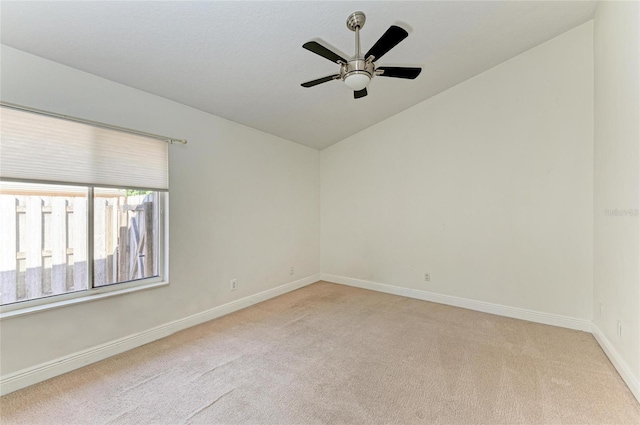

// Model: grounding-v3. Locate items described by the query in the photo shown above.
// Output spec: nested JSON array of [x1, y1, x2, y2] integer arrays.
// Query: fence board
[[129, 212, 140, 279], [105, 202, 115, 284], [51, 197, 67, 295], [25, 197, 43, 299], [118, 208, 129, 282], [42, 196, 52, 295], [143, 202, 154, 278], [94, 198, 106, 286], [73, 198, 88, 291], [66, 203, 74, 291], [16, 197, 26, 300]]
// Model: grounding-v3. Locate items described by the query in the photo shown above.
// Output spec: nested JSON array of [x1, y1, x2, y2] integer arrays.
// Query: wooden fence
[[0, 192, 156, 305]]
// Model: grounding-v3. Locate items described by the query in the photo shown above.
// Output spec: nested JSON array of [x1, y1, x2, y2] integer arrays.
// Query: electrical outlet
[[424, 273, 430, 282], [230, 279, 237, 291], [290, 267, 294, 276], [617, 320, 622, 337]]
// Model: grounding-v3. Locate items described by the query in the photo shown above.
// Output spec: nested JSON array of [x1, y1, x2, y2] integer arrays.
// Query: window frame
[[0, 182, 169, 319]]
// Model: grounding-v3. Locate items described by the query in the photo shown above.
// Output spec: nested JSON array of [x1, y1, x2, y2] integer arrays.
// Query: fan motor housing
[[341, 59, 375, 81]]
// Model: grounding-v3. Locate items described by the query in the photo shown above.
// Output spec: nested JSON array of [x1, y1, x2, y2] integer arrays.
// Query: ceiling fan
[[301, 11, 422, 99]]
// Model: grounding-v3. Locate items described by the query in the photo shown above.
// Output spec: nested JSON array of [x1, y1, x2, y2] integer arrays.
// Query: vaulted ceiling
[[1, 1, 597, 149]]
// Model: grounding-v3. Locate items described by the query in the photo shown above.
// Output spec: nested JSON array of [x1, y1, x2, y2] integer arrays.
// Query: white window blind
[[0, 106, 169, 190]]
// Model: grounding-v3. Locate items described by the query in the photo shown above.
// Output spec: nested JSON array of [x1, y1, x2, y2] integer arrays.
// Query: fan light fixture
[[344, 73, 371, 91]]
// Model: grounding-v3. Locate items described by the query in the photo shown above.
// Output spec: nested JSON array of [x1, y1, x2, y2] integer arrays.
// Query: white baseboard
[[320, 274, 592, 332], [591, 323, 640, 402], [0, 274, 320, 396]]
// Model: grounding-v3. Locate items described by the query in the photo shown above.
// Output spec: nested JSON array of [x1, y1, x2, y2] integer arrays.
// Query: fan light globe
[[344, 73, 370, 91]]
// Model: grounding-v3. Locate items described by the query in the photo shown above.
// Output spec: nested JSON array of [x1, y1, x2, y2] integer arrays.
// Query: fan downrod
[[346, 11, 366, 31]]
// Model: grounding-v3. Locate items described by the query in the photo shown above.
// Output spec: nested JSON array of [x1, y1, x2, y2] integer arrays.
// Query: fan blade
[[301, 75, 340, 88], [365, 26, 408, 61], [303, 41, 347, 64], [354, 88, 368, 99], [377, 67, 422, 79]]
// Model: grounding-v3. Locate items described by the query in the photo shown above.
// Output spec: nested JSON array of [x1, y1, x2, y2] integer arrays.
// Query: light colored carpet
[[1, 281, 638, 425]]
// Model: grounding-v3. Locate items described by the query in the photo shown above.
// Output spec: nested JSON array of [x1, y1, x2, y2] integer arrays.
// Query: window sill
[[0, 280, 169, 320]]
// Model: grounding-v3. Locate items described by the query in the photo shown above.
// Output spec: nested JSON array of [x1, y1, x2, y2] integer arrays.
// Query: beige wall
[[0, 45, 321, 375], [593, 0, 640, 385], [321, 22, 594, 320]]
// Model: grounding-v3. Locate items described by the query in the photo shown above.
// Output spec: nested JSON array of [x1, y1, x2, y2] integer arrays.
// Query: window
[[0, 183, 163, 305], [0, 104, 170, 309]]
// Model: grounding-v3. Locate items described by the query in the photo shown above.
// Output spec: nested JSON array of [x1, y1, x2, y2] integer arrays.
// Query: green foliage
[[126, 189, 153, 196]]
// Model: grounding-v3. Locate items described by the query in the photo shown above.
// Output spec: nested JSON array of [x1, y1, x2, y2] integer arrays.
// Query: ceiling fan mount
[[345, 11, 366, 32], [301, 11, 422, 99]]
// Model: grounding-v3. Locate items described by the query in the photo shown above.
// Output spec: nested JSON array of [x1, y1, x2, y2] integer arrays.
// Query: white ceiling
[[1, 1, 597, 150]]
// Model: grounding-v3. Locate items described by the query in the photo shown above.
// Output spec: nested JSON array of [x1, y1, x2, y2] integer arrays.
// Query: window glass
[[93, 188, 159, 287], [0, 182, 88, 305]]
